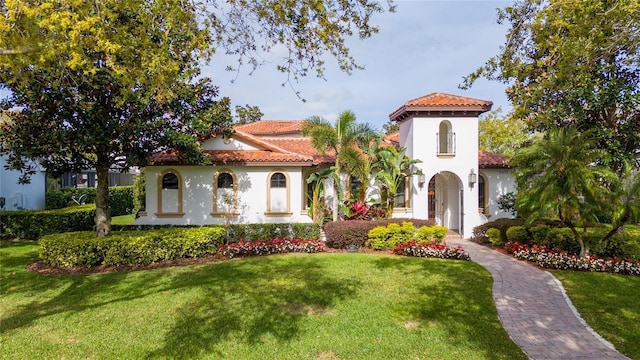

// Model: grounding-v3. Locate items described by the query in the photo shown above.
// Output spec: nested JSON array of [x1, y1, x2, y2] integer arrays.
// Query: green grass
[[0, 241, 526, 360], [111, 214, 135, 225], [553, 271, 640, 359]]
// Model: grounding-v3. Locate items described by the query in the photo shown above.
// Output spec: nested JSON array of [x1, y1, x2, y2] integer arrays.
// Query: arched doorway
[[427, 172, 463, 232]]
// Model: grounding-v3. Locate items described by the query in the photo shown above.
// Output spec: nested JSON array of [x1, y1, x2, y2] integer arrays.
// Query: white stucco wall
[[400, 115, 482, 238], [136, 165, 313, 226], [480, 168, 517, 220], [0, 155, 46, 210]]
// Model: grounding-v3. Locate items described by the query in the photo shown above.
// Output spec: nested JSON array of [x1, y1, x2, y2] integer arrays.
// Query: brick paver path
[[446, 236, 631, 360]]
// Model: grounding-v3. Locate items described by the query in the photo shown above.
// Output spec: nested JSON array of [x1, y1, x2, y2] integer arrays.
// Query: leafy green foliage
[[302, 110, 378, 220], [478, 108, 530, 157], [39, 227, 226, 267], [374, 145, 422, 218], [464, 0, 640, 170], [45, 186, 133, 215], [472, 218, 530, 244], [0, 1, 235, 236], [324, 219, 434, 249], [487, 228, 502, 246], [133, 169, 146, 213], [512, 128, 615, 256], [505, 226, 529, 243], [233, 104, 263, 125], [0, 205, 95, 239], [226, 223, 320, 242]]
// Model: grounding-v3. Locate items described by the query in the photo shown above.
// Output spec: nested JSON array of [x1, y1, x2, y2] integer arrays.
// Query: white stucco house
[[0, 154, 47, 210], [136, 93, 517, 238]]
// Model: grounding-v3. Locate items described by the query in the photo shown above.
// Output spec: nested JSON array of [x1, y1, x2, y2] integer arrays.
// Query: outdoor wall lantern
[[417, 174, 426, 187], [468, 169, 477, 188]]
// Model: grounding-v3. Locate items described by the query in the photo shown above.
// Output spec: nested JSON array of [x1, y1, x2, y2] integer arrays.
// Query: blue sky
[[206, 0, 512, 130]]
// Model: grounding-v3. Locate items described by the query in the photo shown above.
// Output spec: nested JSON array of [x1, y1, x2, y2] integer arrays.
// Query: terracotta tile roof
[[148, 149, 313, 165], [389, 92, 493, 121], [235, 120, 304, 136], [384, 131, 400, 145], [264, 138, 335, 164], [478, 150, 510, 168]]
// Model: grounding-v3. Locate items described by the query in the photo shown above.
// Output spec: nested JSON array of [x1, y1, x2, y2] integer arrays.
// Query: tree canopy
[[478, 107, 531, 157], [463, 0, 640, 170], [1, 0, 394, 235]]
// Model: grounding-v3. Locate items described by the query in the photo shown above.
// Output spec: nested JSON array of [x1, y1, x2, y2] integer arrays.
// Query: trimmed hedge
[[324, 219, 434, 249], [227, 222, 320, 242], [45, 186, 134, 216], [113, 223, 321, 243], [0, 205, 95, 239], [40, 227, 226, 268]]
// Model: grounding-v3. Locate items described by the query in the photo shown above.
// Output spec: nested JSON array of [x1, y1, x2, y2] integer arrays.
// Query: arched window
[[156, 169, 184, 217], [478, 174, 488, 215], [437, 120, 455, 155], [266, 171, 291, 216], [393, 176, 410, 209], [213, 170, 238, 216]]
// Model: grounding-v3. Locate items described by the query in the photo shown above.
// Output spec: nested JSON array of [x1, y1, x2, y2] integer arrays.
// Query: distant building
[[0, 154, 46, 210]]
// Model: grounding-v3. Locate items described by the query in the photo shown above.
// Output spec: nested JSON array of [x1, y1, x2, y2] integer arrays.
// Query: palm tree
[[512, 127, 614, 257], [302, 110, 377, 221], [374, 145, 422, 218], [342, 136, 382, 202]]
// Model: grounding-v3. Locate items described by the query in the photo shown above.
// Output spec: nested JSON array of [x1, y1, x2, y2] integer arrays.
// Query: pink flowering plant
[[393, 241, 470, 261], [218, 238, 325, 259], [504, 242, 640, 275]]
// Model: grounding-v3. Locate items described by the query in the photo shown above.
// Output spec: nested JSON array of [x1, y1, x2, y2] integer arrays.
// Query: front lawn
[[0, 241, 526, 359], [553, 271, 640, 359]]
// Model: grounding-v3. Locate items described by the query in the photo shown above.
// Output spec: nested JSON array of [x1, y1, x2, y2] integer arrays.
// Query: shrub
[[506, 226, 530, 243], [368, 225, 390, 250], [226, 223, 320, 242], [431, 225, 448, 243], [416, 226, 434, 243], [108, 186, 135, 216], [39, 227, 226, 267], [45, 187, 98, 209], [0, 205, 96, 239], [529, 225, 551, 246], [472, 218, 527, 244], [324, 219, 434, 249], [487, 228, 502, 246], [45, 186, 134, 216], [133, 169, 146, 213]]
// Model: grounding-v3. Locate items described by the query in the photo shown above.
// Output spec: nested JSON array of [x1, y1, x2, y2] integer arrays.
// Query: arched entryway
[[427, 171, 463, 233]]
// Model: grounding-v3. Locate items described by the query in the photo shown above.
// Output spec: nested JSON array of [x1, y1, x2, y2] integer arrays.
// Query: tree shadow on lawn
[[0, 263, 174, 333], [373, 256, 527, 360], [145, 255, 361, 359]]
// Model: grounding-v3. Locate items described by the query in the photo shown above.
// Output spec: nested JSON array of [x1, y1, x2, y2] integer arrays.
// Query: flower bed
[[393, 241, 470, 261], [218, 238, 325, 258], [504, 242, 640, 276]]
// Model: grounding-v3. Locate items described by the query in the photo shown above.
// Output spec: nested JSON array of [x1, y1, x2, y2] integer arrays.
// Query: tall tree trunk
[[95, 165, 111, 237], [333, 166, 340, 222]]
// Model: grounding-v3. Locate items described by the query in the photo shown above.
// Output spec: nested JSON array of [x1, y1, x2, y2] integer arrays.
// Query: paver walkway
[[446, 236, 631, 360]]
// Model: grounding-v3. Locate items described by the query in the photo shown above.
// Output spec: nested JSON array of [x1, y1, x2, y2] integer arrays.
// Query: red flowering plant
[[218, 238, 325, 259], [393, 241, 470, 261], [504, 242, 640, 275]]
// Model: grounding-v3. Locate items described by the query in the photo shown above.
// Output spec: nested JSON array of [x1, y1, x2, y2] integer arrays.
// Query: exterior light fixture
[[468, 169, 477, 188], [417, 174, 426, 186]]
